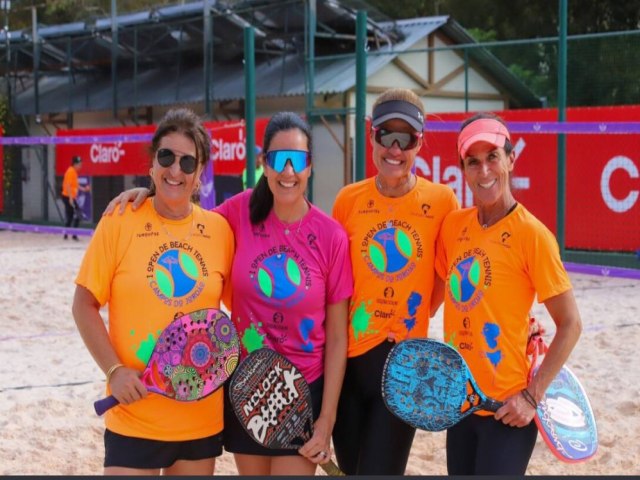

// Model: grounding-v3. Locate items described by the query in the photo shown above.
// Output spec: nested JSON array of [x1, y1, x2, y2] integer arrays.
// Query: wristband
[[521, 388, 538, 409], [106, 363, 125, 384]]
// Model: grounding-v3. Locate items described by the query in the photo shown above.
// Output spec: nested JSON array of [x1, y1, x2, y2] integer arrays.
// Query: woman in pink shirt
[[106, 112, 353, 476]]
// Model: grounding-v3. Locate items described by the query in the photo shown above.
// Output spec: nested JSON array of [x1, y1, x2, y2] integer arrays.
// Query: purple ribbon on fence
[[0, 221, 93, 236], [0, 134, 154, 145], [1, 122, 640, 145], [425, 121, 640, 134]]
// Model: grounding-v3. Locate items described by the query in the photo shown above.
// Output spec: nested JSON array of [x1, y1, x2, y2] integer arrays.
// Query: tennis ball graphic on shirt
[[369, 228, 413, 273], [155, 249, 199, 298], [449, 256, 481, 303], [257, 253, 301, 299]]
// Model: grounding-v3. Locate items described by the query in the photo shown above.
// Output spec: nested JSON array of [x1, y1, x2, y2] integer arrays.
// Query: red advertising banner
[[56, 125, 154, 176], [210, 118, 268, 175], [56, 119, 269, 177], [564, 107, 640, 252], [366, 105, 640, 252]]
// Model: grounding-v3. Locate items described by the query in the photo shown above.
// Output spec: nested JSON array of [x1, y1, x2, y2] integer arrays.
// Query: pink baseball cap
[[457, 118, 511, 159]]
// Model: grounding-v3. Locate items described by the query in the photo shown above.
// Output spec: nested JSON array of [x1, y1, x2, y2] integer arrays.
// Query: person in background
[[103, 111, 353, 476], [242, 145, 264, 190], [73, 108, 234, 475], [435, 112, 582, 475], [331, 88, 459, 475], [61, 155, 90, 240]]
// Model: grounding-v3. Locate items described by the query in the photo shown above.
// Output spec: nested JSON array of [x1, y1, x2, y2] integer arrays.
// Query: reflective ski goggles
[[264, 150, 311, 173], [156, 148, 198, 174], [373, 127, 422, 151]]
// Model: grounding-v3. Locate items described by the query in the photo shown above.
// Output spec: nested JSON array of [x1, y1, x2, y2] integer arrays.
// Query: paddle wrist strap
[[521, 388, 538, 409], [526, 317, 549, 383]]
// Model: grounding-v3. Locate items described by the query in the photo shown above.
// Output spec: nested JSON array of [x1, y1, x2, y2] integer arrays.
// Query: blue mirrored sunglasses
[[264, 150, 311, 173]]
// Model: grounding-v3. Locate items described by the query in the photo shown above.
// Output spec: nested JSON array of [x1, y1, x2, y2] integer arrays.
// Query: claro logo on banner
[[600, 156, 638, 213], [56, 126, 154, 176], [90, 142, 126, 164], [210, 118, 268, 176], [55, 118, 268, 177]]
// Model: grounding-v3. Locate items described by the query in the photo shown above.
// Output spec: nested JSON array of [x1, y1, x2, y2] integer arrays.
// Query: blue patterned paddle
[[381, 338, 502, 432]]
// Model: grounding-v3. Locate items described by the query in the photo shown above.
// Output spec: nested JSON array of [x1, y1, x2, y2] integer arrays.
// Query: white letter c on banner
[[600, 156, 638, 213]]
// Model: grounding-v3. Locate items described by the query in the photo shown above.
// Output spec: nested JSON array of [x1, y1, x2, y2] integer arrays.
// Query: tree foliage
[[5, 0, 176, 29], [5, 0, 640, 107], [368, 0, 640, 106]]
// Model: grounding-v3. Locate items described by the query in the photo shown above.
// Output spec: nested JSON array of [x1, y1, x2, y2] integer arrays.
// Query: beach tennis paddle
[[532, 364, 598, 462], [229, 348, 344, 476], [381, 338, 502, 432], [94, 308, 240, 416], [527, 326, 598, 463]]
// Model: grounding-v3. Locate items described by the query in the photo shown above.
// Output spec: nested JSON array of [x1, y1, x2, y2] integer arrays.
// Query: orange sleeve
[[75, 214, 118, 305], [216, 213, 235, 312]]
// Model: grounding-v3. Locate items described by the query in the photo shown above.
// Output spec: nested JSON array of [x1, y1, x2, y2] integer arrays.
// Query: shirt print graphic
[[360, 219, 424, 282], [351, 290, 424, 341], [351, 219, 424, 341], [447, 248, 491, 313], [137, 241, 209, 365], [446, 247, 503, 370], [249, 245, 312, 308], [146, 242, 209, 308]]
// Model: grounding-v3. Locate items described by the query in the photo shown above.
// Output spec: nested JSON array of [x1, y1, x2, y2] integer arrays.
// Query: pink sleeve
[[326, 227, 354, 304], [213, 191, 248, 232]]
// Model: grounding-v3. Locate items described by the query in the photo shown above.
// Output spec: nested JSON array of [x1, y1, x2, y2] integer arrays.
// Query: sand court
[[1, 230, 638, 475]]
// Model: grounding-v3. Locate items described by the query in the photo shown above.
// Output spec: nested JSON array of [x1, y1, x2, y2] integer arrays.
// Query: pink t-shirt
[[215, 190, 353, 383]]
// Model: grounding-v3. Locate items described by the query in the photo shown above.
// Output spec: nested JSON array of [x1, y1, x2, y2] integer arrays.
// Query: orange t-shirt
[[435, 204, 572, 409], [61, 166, 79, 199], [75, 198, 234, 440], [333, 177, 459, 357]]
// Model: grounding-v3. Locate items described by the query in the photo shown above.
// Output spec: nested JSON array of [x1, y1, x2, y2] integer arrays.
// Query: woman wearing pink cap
[[435, 113, 582, 474]]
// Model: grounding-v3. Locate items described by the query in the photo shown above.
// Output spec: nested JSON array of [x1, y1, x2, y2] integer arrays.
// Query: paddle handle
[[94, 395, 120, 416], [320, 459, 344, 476], [484, 398, 504, 413]]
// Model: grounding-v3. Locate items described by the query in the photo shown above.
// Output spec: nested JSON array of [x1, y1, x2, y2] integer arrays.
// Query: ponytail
[[249, 175, 273, 225]]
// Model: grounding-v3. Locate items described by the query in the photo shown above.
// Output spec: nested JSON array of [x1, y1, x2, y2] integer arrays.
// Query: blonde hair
[[372, 88, 425, 117]]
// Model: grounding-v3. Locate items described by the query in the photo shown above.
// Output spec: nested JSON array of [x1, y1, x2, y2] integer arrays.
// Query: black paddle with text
[[229, 348, 344, 475]]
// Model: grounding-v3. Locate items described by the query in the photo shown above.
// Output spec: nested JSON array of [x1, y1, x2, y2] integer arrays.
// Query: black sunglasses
[[156, 148, 198, 174], [373, 127, 422, 151]]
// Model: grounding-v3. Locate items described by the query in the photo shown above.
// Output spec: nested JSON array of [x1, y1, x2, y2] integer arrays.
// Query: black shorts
[[104, 429, 223, 469], [223, 376, 324, 456], [332, 339, 416, 475], [446, 413, 538, 475]]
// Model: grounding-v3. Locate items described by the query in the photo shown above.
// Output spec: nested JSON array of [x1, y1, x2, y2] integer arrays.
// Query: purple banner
[[199, 158, 216, 210], [0, 221, 93, 236], [77, 176, 92, 222], [424, 121, 640, 134], [564, 262, 640, 280], [0, 134, 154, 146]]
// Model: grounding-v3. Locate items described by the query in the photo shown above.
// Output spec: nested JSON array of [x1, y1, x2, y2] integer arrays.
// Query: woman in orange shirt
[[331, 88, 459, 474], [435, 113, 582, 474], [73, 108, 234, 475]]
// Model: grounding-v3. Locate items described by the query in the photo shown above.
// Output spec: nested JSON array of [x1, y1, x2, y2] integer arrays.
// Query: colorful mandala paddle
[[94, 308, 239, 415]]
